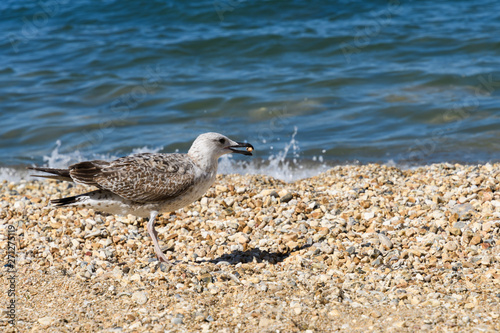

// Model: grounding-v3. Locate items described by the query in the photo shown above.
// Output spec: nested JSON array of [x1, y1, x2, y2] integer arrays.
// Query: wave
[[1, 128, 331, 183]]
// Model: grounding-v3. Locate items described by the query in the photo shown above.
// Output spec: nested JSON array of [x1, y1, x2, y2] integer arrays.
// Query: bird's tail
[[27, 166, 72, 182], [51, 193, 86, 206]]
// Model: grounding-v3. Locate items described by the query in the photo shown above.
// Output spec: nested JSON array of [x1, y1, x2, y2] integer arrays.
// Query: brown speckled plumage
[[69, 153, 196, 203]]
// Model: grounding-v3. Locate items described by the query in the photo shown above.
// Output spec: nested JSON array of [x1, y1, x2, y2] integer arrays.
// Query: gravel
[[1, 163, 499, 332]]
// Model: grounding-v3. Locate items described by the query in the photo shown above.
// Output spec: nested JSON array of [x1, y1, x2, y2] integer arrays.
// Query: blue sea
[[1, 0, 499, 182]]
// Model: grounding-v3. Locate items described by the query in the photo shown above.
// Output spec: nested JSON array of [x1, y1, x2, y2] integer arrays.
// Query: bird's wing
[[68, 160, 111, 187], [69, 153, 196, 203]]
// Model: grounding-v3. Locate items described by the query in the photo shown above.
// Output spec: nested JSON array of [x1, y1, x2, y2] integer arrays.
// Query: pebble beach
[[1, 163, 500, 332]]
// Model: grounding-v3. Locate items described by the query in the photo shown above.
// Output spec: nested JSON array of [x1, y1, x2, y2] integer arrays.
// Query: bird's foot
[[155, 250, 169, 263]]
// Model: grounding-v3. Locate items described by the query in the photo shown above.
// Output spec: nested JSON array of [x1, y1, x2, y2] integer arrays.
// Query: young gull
[[29, 132, 254, 262]]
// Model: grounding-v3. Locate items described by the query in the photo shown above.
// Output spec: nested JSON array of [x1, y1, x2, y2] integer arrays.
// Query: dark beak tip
[[229, 142, 254, 156]]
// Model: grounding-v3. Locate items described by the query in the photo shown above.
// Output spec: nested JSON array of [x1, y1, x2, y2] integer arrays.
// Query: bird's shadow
[[202, 244, 312, 266]]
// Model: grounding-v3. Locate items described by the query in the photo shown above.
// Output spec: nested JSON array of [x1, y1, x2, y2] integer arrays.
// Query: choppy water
[[1, 0, 500, 181]]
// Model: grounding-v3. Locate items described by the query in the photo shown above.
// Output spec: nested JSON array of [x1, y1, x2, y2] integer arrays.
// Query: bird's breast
[[157, 170, 216, 213]]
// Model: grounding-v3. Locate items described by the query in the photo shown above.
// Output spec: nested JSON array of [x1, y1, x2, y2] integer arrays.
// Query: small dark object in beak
[[228, 142, 254, 156]]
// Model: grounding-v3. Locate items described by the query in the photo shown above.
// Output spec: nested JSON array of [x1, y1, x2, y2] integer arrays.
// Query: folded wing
[[69, 153, 196, 203]]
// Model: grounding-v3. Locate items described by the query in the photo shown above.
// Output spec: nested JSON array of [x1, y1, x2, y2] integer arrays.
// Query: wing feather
[[91, 153, 196, 203], [69, 160, 110, 187]]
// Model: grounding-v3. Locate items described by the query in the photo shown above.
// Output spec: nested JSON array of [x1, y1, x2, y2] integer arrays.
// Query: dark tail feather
[[27, 166, 73, 182], [68, 161, 103, 186], [31, 174, 72, 181], [51, 194, 84, 206]]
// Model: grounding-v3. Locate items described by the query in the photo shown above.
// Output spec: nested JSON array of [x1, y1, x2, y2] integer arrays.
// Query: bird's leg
[[146, 211, 169, 263]]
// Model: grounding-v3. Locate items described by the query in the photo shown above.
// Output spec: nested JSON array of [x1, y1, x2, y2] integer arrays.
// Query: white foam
[[42, 140, 87, 169], [1, 129, 329, 183], [0, 167, 26, 183], [0, 141, 167, 183], [39, 140, 163, 169], [219, 127, 330, 182]]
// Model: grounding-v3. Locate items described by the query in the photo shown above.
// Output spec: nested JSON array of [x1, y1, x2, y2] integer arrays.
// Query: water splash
[[1, 129, 330, 183], [42, 140, 163, 169], [0, 168, 24, 183], [219, 127, 330, 182], [43, 140, 87, 169]]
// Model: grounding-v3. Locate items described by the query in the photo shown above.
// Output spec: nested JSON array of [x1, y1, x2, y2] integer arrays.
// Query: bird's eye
[[219, 138, 226, 144]]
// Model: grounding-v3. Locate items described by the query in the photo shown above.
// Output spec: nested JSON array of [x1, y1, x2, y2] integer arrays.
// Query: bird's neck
[[188, 149, 219, 173]]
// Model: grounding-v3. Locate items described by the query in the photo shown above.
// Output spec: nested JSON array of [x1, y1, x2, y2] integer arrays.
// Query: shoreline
[[1, 163, 499, 332], [2, 159, 500, 184]]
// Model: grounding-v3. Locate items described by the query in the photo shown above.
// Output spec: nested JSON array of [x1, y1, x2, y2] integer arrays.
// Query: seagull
[[29, 132, 254, 262]]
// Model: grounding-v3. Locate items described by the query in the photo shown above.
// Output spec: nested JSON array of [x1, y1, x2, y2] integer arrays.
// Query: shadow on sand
[[204, 244, 312, 265]]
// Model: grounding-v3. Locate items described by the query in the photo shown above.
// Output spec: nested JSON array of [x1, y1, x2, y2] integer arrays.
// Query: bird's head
[[189, 133, 254, 161], [188, 132, 253, 169]]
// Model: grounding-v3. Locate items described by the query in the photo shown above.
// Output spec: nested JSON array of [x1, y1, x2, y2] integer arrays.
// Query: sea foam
[[1, 130, 330, 183]]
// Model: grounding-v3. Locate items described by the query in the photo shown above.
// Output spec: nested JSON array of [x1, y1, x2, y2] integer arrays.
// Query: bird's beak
[[228, 142, 254, 156]]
